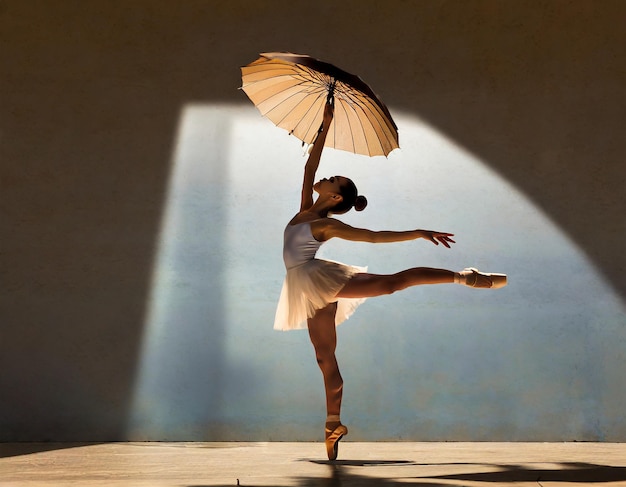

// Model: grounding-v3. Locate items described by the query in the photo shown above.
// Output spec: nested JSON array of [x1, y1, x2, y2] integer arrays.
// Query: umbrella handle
[[327, 79, 336, 105], [310, 81, 335, 147], [313, 102, 332, 146]]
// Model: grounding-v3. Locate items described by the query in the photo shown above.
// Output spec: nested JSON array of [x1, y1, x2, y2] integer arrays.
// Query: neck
[[308, 197, 335, 218]]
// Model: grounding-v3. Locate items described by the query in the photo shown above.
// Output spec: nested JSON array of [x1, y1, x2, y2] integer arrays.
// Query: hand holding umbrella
[[313, 96, 335, 146]]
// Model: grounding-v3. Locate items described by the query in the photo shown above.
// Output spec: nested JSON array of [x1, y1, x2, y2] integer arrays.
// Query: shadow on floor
[[309, 459, 418, 467], [432, 462, 626, 483], [0, 443, 101, 459], [188, 461, 626, 486]]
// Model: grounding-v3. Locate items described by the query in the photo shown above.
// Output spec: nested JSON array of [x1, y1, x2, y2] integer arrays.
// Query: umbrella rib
[[245, 61, 332, 142], [339, 89, 385, 154], [296, 64, 330, 87], [342, 87, 391, 132], [335, 96, 357, 153], [343, 88, 397, 152], [244, 61, 327, 92], [350, 100, 371, 154], [290, 91, 327, 141], [338, 80, 397, 135], [260, 82, 323, 118], [248, 79, 313, 107], [275, 95, 315, 126], [247, 64, 331, 118], [338, 79, 398, 153]]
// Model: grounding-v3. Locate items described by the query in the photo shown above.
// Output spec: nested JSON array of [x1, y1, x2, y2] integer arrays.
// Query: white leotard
[[273, 221, 366, 331]]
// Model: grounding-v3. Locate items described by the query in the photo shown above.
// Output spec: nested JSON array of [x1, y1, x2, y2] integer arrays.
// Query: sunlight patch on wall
[[127, 103, 625, 441], [127, 105, 233, 439]]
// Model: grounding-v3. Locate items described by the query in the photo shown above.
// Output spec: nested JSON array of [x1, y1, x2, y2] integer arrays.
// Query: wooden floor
[[1, 442, 626, 486]]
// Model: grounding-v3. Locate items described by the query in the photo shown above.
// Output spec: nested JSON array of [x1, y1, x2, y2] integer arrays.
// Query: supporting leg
[[307, 302, 342, 420], [307, 302, 348, 460]]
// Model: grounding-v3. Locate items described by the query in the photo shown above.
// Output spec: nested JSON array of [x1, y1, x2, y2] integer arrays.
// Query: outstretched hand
[[422, 230, 456, 248]]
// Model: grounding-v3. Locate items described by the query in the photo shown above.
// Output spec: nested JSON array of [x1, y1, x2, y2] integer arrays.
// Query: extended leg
[[337, 266, 506, 299], [337, 267, 455, 298]]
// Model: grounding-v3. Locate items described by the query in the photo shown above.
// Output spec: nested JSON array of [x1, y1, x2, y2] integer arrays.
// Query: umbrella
[[240, 52, 399, 157]]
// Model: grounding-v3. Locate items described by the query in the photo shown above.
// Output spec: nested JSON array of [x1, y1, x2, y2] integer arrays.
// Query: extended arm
[[315, 219, 456, 247], [300, 100, 334, 211]]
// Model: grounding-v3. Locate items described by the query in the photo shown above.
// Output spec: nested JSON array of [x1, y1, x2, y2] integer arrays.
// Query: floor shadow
[[0, 442, 100, 459], [187, 461, 626, 487], [431, 462, 626, 483], [309, 459, 418, 467]]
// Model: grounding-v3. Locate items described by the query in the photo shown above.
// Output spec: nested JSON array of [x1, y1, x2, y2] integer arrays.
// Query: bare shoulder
[[288, 211, 320, 226], [310, 218, 350, 241]]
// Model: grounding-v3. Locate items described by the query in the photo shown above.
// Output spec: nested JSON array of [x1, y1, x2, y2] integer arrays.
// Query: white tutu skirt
[[274, 258, 367, 331]]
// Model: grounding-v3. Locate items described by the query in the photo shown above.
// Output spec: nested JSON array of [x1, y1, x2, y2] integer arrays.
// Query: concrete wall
[[2, 0, 625, 442]]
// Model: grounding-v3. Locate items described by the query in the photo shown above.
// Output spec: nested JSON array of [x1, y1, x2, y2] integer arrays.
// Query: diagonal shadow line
[[0, 442, 102, 459], [308, 459, 418, 467], [429, 462, 626, 483]]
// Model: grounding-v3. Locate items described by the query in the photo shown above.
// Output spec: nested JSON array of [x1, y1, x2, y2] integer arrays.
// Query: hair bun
[[354, 195, 368, 211]]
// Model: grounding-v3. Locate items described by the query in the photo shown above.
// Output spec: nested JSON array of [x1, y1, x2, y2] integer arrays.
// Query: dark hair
[[332, 178, 368, 214]]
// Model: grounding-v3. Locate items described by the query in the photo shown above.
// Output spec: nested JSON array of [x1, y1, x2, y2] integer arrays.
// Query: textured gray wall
[[1, 0, 625, 442]]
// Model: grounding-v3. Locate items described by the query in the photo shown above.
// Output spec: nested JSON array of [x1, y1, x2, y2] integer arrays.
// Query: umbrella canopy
[[240, 52, 399, 157]]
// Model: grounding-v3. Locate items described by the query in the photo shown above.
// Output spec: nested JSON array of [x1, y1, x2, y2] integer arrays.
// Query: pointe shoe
[[461, 268, 508, 289], [325, 423, 348, 461]]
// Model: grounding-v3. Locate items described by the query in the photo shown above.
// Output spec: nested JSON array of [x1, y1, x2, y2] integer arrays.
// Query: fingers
[[433, 233, 455, 248]]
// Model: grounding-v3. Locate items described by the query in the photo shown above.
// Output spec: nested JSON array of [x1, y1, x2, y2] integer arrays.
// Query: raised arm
[[313, 219, 456, 248], [300, 100, 334, 211]]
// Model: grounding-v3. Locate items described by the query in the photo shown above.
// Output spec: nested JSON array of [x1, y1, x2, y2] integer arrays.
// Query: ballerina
[[274, 100, 507, 460]]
